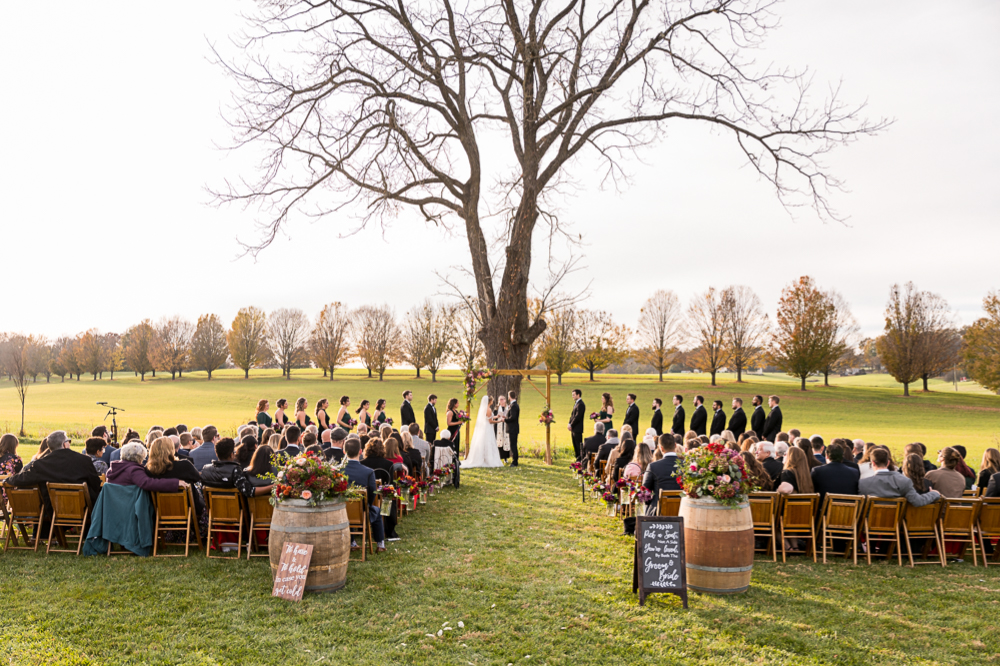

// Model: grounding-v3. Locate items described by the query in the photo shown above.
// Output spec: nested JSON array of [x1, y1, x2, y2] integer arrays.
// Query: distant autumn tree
[[228, 306, 270, 379], [190, 314, 231, 379], [914, 293, 959, 392], [26, 338, 51, 382], [636, 290, 684, 382], [311, 302, 352, 380], [877, 283, 956, 396], [401, 300, 436, 379], [48, 337, 69, 382], [687, 288, 727, 386], [964, 291, 1000, 393], [354, 305, 400, 381], [769, 276, 838, 391], [541, 308, 577, 385], [153, 316, 194, 380], [720, 286, 769, 383], [76, 329, 106, 380], [1, 334, 36, 436], [574, 310, 630, 381], [420, 302, 454, 382], [103, 333, 123, 380], [60, 336, 82, 381], [269, 308, 311, 380], [123, 320, 156, 381]]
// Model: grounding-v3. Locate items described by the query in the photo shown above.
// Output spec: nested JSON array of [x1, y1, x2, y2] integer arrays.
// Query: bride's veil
[[470, 395, 497, 451]]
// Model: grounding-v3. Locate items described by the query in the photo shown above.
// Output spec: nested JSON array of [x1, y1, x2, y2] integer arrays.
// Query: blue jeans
[[368, 505, 385, 544]]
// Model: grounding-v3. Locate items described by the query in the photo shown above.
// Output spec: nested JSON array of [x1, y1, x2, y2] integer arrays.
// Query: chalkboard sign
[[272, 542, 313, 601], [632, 516, 687, 608]]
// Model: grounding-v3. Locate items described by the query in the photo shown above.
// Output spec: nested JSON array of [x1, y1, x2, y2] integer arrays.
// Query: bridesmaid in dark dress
[[355, 400, 372, 430], [315, 398, 331, 434], [294, 397, 312, 430], [255, 399, 273, 429], [373, 399, 388, 427], [599, 393, 615, 435], [273, 399, 289, 431], [335, 395, 353, 432], [445, 398, 462, 451]]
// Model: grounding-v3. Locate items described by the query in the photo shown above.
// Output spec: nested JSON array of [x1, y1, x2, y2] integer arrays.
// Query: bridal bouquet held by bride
[[465, 392, 520, 469]]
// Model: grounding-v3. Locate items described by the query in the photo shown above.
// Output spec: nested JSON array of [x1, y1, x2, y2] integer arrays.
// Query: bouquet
[[589, 412, 599, 421], [601, 491, 617, 505], [570, 461, 583, 473], [632, 486, 653, 505], [379, 484, 401, 500], [673, 441, 755, 507], [272, 450, 360, 507], [456, 411, 471, 424], [348, 419, 358, 427], [385, 417, 394, 426], [538, 406, 555, 425]]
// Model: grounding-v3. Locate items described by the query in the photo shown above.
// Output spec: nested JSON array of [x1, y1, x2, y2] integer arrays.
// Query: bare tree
[[1, 334, 35, 436], [269, 308, 311, 380], [354, 305, 400, 381], [401, 301, 435, 379], [636, 290, 684, 382], [311, 302, 353, 380], [914, 294, 959, 392], [819, 290, 859, 386], [191, 314, 231, 379], [424, 302, 455, 382], [541, 308, 577, 385], [720, 286, 769, 383], [123, 320, 156, 381], [216, 0, 885, 402], [688, 288, 727, 386], [26, 338, 51, 383], [574, 310, 630, 381], [453, 300, 485, 375], [152, 316, 194, 380], [228, 307, 270, 379]]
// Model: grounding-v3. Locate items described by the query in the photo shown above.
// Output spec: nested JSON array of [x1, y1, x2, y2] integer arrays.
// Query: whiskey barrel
[[269, 499, 350, 594], [678, 496, 754, 595]]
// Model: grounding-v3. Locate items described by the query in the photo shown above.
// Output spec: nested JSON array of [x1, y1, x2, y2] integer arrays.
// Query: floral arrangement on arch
[[673, 441, 755, 507], [271, 450, 361, 507], [464, 367, 497, 402], [538, 406, 555, 425]]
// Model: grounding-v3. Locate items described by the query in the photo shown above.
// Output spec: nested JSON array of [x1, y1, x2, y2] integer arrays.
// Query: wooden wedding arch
[[465, 369, 554, 465]]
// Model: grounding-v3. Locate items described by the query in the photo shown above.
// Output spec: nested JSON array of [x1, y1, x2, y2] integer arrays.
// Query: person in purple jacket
[[106, 443, 187, 493]]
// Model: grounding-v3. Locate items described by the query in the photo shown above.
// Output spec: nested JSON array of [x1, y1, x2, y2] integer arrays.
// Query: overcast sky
[[2, 1, 997, 342]]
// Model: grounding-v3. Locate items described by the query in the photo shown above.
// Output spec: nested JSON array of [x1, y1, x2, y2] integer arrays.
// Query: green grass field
[[1, 369, 998, 461]]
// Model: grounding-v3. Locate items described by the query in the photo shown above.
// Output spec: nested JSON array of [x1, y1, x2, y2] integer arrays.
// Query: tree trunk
[[903, 381, 910, 397], [556, 373, 563, 385], [589, 368, 594, 381], [178, 369, 183, 378], [711, 369, 717, 386], [329, 367, 335, 380], [922, 375, 929, 392], [378, 370, 385, 381], [19, 401, 25, 437], [152, 369, 156, 377], [367, 367, 372, 378], [800, 375, 807, 391], [431, 370, 437, 382], [141, 372, 145, 381], [208, 369, 213, 379], [415, 367, 421, 379], [824, 370, 830, 386], [244, 368, 250, 379], [658, 368, 663, 382], [737, 365, 743, 383]]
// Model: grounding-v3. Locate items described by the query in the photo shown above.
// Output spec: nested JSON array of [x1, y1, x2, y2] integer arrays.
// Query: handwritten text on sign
[[272, 542, 313, 601], [641, 522, 682, 587]]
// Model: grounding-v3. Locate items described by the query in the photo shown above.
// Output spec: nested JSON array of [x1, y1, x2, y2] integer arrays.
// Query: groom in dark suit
[[622, 393, 640, 437], [505, 390, 520, 467], [424, 394, 439, 443], [650, 398, 663, 436], [568, 389, 585, 461], [400, 391, 416, 427], [689, 396, 707, 437]]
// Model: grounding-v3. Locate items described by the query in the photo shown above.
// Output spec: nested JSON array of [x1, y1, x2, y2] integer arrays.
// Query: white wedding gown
[[463, 396, 504, 468]]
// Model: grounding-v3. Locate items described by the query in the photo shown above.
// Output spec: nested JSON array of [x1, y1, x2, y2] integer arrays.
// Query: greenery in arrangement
[[272, 451, 358, 506], [675, 441, 755, 506]]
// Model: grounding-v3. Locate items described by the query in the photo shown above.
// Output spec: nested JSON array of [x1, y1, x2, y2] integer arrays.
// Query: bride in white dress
[[463, 396, 504, 468]]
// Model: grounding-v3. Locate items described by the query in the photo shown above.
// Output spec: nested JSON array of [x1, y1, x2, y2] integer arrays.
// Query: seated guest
[[787, 429, 801, 445], [811, 435, 826, 464], [2, 430, 102, 515], [624, 440, 652, 480], [325, 428, 347, 464], [361, 438, 393, 479], [177, 433, 195, 459], [613, 438, 636, 482], [737, 433, 753, 452], [176, 424, 188, 435], [301, 432, 321, 455], [741, 451, 773, 491], [107, 442, 186, 493], [342, 438, 386, 552], [282, 425, 303, 457], [925, 447, 967, 498], [235, 435, 257, 468], [190, 428, 203, 447], [774, 441, 789, 464], [642, 428, 658, 453], [720, 430, 737, 446], [978, 448, 1000, 491], [756, 442, 783, 485], [810, 442, 859, 506], [146, 436, 205, 518], [833, 439, 860, 470], [0, 433, 23, 475], [776, 447, 815, 495], [400, 431, 422, 476], [407, 424, 430, 462], [201, 438, 272, 497], [245, 446, 277, 487], [794, 437, 821, 470], [582, 423, 606, 469], [858, 442, 880, 479], [163, 427, 178, 438], [357, 423, 369, 437], [189, 425, 220, 472], [952, 445, 976, 490], [906, 442, 936, 473], [385, 437, 405, 466], [859, 448, 941, 506], [641, 435, 681, 515], [91, 426, 116, 465], [85, 437, 108, 475], [596, 429, 619, 466], [267, 434, 282, 452], [902, 453, 935, 495], [852, 439, 865, 463]]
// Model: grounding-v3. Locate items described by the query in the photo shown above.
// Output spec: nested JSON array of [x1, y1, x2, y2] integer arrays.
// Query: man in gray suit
[[859, 449, 941, 507]]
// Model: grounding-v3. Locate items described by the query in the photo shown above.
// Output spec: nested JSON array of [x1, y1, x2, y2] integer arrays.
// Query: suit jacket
[[811, 462, 860, 507], [859, 470, 940, 507], [727, 408, 747, 436], [762, 406, 782, 442], [986, 471, 1000, 498], [189, 442, 218, 472], [505, 401, 520, 436], [569, 399, 585, 434], [4, 448, 103, 514], [582, 433, 606, 462], [750, 406, 765, 437], [344, 459, 378, 506], [762, 457, 783, 484], [622, 403, 640, 436], [400, 401, 415, 427], [689, 405, 707, 436], [650, 409, 663, 436], [424, 403, 438, 433], [671, 406, 686, 435], [710, 409, 726, 436], [596, 438, 619, 465], [642, 454, 681, 515]]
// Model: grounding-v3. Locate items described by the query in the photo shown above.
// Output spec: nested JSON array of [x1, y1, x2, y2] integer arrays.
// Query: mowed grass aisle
[[2, 454, 999, 665]]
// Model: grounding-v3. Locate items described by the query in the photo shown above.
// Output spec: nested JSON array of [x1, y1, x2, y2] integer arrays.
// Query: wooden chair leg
[[811, 523, 817, 563], [46, 517, 57, 555], [864, 522, 872, 565], [247, 515, 255, 561], [970, 529, 979, 567], [206, 516, 213, 557], [935, 525, 946, 567], [822, 520, 828, 564]]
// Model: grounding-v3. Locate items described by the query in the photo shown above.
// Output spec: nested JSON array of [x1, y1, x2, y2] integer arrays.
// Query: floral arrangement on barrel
[[464, 367, 497, 402], [673, 441, 756, 507], [271, 450, 360, 507], [538, 406, 555, 425]]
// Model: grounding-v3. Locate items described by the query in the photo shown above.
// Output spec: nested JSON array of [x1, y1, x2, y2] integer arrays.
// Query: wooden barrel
[[678, 496, 754, 595], [268, 499, 350, 594]]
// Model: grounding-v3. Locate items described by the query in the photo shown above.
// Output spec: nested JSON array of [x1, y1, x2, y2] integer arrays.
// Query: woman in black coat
[[146, 436, 206, 520]]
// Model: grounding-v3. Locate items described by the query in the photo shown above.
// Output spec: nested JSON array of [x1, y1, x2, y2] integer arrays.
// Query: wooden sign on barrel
[[632, 516, 688, 608], [272, 541, 313, 601]]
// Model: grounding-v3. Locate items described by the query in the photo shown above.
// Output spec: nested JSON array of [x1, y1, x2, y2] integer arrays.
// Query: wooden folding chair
[[975, 498, 1000, 566], [901, 500, 944, 567], [246, 494, 274, 559], [939, 497, 982, 566], [657, 490, 683, 518], [3, 486, 45, 551], [749, 492, 779, 561], [596, 459, 606, 481], [862, 496, 906, 565], [778, 493, 819, 562], [819, 494, 865, 565], [346, 496, 374, 561], [152, 487, 203, 557], [204, 487, 246, 559], [587, 452, 597, 474], [963, 489, 978, 498], [46, 483, 92, 555]]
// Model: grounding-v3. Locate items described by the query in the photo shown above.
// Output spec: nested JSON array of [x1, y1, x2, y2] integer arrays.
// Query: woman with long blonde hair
[[978, 448, 1000, 490], [777, 447, 814, 494]]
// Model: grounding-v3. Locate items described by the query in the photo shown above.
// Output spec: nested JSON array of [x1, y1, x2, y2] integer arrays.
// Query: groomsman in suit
[[750, 395, 766, 438], [400, 391, 416, 427], [650, 398, 663, 436], [728, 397, 747, 436], [671, 395, 685, 436], [424, 394, 439, 443], [622, 393, 640, 436], [710, 400, 726, 437], [505, 390, 521, 467], [642, 434, 682, 515], [689, 396, 707, 437], [762, 395, 783, 442], [568, 389, 585, 460]]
